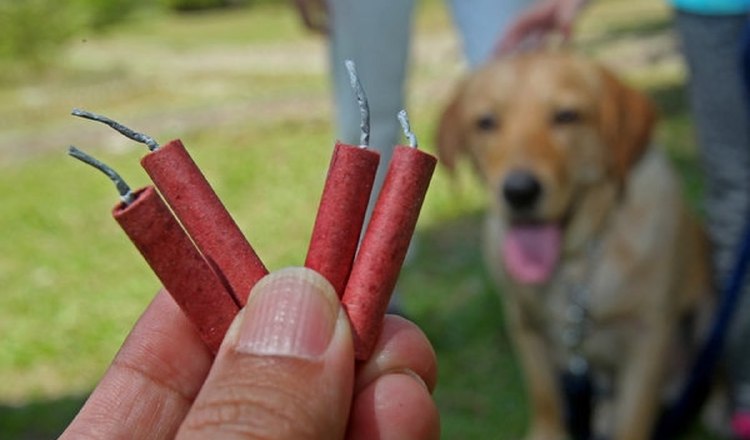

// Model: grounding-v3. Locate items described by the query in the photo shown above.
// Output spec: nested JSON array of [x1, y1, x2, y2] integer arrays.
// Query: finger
[[346, 315, 440, 439], [495, 19, 545, 56], [61, 290, 213, 440], [293, 0, 329, 34], [177, 267, 354, 439], [494, 0, 558, 56], [311, 0, 330, 34], [558, 0, 589, 29], [555, 0, 589, 42], [355, 315, 437, 394], [347, 373, 440, 440]]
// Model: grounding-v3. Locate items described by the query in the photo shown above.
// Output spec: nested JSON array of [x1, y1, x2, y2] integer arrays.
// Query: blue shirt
[[670, 0, 750, 14]]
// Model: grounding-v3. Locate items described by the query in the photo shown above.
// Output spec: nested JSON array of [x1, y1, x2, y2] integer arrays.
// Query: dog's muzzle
[[499, 169, 563, 285]]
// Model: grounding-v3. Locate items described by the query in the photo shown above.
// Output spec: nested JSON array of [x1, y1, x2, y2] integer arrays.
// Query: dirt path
[[0, 27, 466, 166]]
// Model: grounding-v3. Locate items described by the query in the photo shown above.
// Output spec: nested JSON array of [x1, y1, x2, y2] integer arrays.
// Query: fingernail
[[397, 369, 431, 393], [236, 267, 339, 359]]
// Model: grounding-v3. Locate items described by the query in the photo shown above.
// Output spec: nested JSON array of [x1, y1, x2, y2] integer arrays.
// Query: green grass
[[0, 0, 719, 438]]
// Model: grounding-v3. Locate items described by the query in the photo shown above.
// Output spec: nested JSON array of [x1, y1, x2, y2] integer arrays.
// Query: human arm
[[495, 0, 590, 56]]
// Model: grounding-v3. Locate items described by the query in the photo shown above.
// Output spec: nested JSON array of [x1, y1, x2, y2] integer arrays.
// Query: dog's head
[[437, 51, 656, 284]]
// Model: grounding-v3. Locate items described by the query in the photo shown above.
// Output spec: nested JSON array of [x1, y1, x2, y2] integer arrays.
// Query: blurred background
[[0, 0, 710, 437]]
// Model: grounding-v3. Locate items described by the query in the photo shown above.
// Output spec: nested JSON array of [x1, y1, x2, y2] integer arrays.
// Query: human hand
[[61, 267, 439, 439], [292, 0, 329, 34], [494, 0, 589, 56]]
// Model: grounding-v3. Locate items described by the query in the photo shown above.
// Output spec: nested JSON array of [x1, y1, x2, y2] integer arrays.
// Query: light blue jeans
[[327, 0, 534, 216]]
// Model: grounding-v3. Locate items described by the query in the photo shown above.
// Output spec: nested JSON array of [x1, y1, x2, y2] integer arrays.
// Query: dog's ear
[[436, 79, 470, 174], [598, 67, 657, 182]]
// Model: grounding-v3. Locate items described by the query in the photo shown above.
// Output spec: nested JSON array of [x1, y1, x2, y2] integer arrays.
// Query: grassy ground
[[0, 0, 717, 438]]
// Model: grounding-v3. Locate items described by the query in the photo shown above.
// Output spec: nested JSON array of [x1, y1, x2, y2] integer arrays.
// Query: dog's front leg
[[610, 326, 671, 440], [510, 317, 567, 440]]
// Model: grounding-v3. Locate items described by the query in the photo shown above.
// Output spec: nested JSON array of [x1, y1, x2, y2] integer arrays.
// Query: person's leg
[[326, 0, 416, 314], [675, 10, 750, 432], [328, 0, 416, 211], [446, 0, 535, 68]]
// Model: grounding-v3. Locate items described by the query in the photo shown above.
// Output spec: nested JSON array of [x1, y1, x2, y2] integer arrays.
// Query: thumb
[[177, 267, 354, 439]]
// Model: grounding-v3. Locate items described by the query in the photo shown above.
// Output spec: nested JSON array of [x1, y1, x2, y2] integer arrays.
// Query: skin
[[495, 0, 590, 56], [61, 267, 439, 440], [292, 0, 329, 34]]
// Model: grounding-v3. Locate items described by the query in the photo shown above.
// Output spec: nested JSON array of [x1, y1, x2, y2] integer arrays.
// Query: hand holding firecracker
[[63, 62, 439, 438]]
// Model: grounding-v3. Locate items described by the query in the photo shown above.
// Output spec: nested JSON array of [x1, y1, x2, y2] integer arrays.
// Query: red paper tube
[[342, 145, 437, 360], [305, 142, 380, 296], [114, 186, 239, 355], [141, 139, 268, 306]]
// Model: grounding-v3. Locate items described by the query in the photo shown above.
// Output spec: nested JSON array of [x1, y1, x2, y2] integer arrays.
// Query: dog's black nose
[[503, 170, 542, 210]]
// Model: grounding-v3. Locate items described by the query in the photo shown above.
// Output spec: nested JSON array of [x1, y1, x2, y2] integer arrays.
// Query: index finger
[[293, 0, 330, 34]]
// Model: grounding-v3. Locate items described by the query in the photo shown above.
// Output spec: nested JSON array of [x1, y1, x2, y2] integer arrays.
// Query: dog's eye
[[552, 109, 582, 125], [476, 114, 499, 132]]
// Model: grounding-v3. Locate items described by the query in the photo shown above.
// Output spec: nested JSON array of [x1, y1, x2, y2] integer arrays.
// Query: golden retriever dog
[[437, 51, 715, 439]]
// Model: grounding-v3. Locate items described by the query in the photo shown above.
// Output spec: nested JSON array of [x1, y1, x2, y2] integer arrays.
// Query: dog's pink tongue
[[502, 224, 562, 284]]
